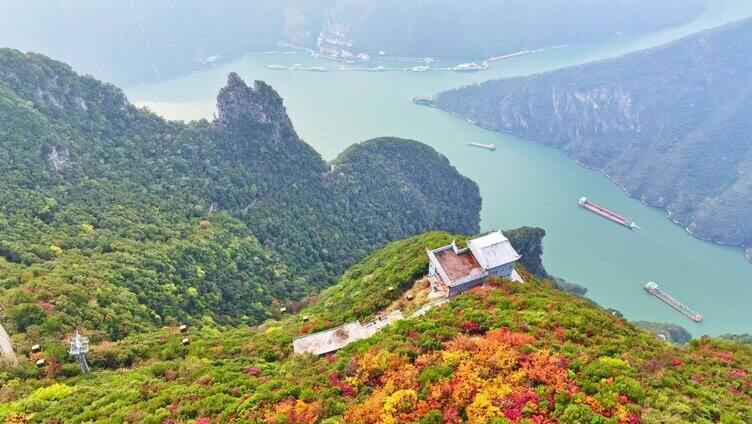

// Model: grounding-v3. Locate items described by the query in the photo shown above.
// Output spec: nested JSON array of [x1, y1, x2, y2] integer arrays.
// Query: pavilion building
[[427, 230, 522, 297]]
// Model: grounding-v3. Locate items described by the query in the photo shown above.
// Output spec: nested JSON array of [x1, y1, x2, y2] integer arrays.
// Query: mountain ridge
[[2, 232, 751, 423], [0, 48, 480, 346]]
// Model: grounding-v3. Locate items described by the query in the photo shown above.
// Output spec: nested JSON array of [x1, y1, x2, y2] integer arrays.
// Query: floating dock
[[467, 141, 496, 151], [579, 197, 638, 229], [644, 282, 703, 322]]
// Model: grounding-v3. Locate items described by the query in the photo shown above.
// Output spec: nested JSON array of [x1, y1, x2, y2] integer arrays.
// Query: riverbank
[[127, 0, 752, 336], [413, 95, 751, 264]]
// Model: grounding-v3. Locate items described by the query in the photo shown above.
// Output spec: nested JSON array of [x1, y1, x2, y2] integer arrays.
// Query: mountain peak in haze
[[216, 72, 287, 127]]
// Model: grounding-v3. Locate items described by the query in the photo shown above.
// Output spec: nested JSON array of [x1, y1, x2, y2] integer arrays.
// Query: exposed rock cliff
[[505, 226, 548, 278], [216, 73, 271, 125]]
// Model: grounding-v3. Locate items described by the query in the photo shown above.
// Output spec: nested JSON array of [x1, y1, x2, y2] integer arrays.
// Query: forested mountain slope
[[0, 0, 704, 86], [1, 232, 750, 423], [0, 49, 480, 346], [419, 18, 752, 255]]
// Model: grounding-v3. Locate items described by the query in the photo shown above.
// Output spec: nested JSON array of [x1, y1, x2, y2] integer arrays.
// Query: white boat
[[451, 63, 483, 72], [467, 141, 496, 151]]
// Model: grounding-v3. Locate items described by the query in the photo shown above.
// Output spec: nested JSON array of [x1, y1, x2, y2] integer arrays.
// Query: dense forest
[[1, 232, 750, 423], [419, 18, 752, 256], [0, 48, 481, 347], [0, 0, 704, 86]]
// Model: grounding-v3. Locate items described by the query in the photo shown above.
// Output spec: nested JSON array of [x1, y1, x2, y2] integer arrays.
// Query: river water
[[127, 1, 752, 336]]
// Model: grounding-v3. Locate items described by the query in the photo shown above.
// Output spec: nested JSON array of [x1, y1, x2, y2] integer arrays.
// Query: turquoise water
[[127, 1, 752, 336]]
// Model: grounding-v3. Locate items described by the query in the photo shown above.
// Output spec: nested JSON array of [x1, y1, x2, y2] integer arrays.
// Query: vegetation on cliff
[[634, 322, 693, 345], [720, 334, 752, 347], [0, 49, 480, 346], [1, 232, 750, 423], [420, 18, 752, 255]]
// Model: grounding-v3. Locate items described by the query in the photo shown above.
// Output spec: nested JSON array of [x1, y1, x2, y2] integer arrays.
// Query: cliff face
[[216, 73, 273, 126], [505, 226, 548, 278], [421, 18, 752, 253]]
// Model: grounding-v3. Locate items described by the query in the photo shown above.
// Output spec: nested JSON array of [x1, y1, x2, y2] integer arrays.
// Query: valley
[[127, 0, 752, 337], [2, 2, 752, 422]]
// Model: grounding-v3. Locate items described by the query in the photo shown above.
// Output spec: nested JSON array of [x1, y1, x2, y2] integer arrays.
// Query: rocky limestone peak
[[216, 72, 289, 127]]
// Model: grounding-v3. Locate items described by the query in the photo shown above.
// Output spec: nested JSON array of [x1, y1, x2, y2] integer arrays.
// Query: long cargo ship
[[578, 197, 638, 229], [644, 282, 703, 322], [467, 141, 496, 151]]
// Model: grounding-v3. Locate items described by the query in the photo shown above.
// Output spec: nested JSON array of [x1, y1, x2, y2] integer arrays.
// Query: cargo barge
[[467, 142, 496, 151], [644, 282, 703, 322], [578, 197, 638, 229]]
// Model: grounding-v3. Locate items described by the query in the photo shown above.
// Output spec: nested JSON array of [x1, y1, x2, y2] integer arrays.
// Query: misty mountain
[[418, 18, 752, 255], [323, 0, 705, 61], [0, 0, 704, 86]]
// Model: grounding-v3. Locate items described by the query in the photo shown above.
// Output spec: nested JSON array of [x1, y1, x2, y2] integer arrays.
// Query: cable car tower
[[68, 331, 91, 375]]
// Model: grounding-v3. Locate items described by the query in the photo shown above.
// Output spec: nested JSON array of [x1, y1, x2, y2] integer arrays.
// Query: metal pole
[[69, 331, 91, 375]]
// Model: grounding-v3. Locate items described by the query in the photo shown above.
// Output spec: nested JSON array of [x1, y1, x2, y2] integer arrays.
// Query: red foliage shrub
[[715, 352, 733, 364], [502, 390, 539, 420], [729, 368, 748, 379], [628, 412, 643, 424], [554, 326, 565, 339], [296, 324, 314, 335], [443, 406, 460, 423], [245, 367, 261, 377], [486, 327, 536, 348], [459, 320, 480, 334], [196, 376, 213, 388], [38, 301, 54, 315], [328, 373, 355, 396], [640, 358, 663, 374]]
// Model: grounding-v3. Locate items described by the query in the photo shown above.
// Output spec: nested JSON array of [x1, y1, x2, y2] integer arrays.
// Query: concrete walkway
[[0, 322, 18, 366], [410, 298, 449, 318]]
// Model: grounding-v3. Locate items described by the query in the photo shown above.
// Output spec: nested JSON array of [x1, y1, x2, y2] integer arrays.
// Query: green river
[[127, 1, 752, 336]]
